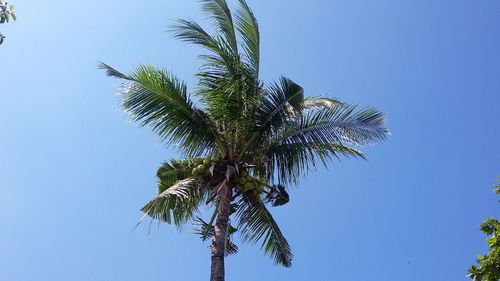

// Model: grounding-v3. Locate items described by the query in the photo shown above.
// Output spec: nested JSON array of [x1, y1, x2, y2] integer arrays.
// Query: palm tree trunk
[[210, 182, 232, 281]]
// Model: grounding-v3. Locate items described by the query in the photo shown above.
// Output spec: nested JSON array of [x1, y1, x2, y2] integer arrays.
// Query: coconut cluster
[[235, 171, 260, 196], [191, 156, 216, 177]]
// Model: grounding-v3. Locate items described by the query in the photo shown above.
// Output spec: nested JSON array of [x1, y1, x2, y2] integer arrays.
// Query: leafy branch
[[0, 1, 16, 45]]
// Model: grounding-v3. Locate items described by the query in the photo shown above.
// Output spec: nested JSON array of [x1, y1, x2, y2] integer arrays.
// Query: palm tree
[[100, 0, 388, 280]]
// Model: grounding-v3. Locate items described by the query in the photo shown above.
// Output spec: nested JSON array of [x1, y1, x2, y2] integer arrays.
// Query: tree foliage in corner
[[0, 1, 16, 45], [468, 177, 500, 281]]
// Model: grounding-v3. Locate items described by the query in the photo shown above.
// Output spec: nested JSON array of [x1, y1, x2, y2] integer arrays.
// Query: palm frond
[[264, 184, 290, 207], [171, 19, 231, 57], [194, 216, 215, 241], [170, 20, 242, 92], [235, 0, 260, 76], [140, 178, 208, 226], [98, 62, 132, 80], [272, 104, 388, 147], [102, 64, 220, 155], [302, 97, 343, 111], [156, 159, 194, 194], [262, 77, 305, 122], [240, 77, 304, 157], [225, 238, 239, 256], [264, 141, 366, 184], [171, 18, 218, 48], [259, 104, 386, 183], [171, 18, 249, 137], [237, 200, 292, 267], [197, 68, 242, 120], [200, 0, 238, 53]]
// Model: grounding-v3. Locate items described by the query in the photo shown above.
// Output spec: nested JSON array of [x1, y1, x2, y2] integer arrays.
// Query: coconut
[[197, 164, 206, 171], [244, 182, 253, 191], [191, 168, 198, 176], [203, 158, 211, 167], [240, 177, 247, 184], [240, 170, 248, 177], [195, 158, 203, 165]]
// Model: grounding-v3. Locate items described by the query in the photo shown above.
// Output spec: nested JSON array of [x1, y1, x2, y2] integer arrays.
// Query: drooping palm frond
[[264, 141, 366, 185], [156, 159, 194, 194], [264, 184, 290, 207], [235, 0, 260, 77], [141, 178, 209, 226], [99, 63, 220, 156], [200, 0, 238, 53], [225, 237, 239, 256], [236, 199, 292, 267]]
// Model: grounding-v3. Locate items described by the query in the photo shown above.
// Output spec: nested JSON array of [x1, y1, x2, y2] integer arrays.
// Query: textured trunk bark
[[210, 182, 232, 281]]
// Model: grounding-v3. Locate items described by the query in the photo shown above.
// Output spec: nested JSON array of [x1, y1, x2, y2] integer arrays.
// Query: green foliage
[[234, 0, 259, 76], [261, 104, 384, 184], [140, 178, 209, 226], [0, 2, 15, 23], [236, 199, 293, 267], [98, 63, 220, 156], [156, 159, 194, 194], [101, 0, 388, 269], [0, 1, 15, 44], [468, 178, 500, 281]]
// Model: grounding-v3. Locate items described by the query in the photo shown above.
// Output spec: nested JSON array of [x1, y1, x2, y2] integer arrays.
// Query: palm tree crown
[[100, 0, 388, 279]]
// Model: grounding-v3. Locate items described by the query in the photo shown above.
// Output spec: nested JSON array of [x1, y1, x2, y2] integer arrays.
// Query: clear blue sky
[[1, 1, 499, 280]]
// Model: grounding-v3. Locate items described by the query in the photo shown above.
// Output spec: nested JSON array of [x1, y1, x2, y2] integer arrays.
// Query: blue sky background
[[1, 1, 499, 280]]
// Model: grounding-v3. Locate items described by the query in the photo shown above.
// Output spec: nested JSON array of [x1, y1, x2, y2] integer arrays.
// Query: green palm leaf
[[141, 178, 208, 226], [237, 200, 292, 267], [99, 63, 220, 155], [264, 141, 365, 184], [200, 0, 238, 53], [170, 18, 248, 133], [156, 159, 194, 194], [171, 19, 237, 69], [272, 104, 388, 147], [240, 77, 304, 157], [171, 19, 219, 51], [260, 104, 385, 184], [235, 0, 260, 76], [264, 184, 290, 207]]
